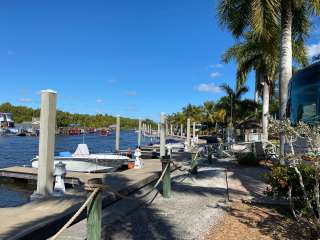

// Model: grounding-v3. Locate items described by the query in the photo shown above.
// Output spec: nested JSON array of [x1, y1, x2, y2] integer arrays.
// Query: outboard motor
[[53, 161, 66, 196]]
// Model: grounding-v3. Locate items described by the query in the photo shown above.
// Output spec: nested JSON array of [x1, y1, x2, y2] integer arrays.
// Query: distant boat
[[151, 139, 185, 152], [16, 132, 27, 137], [31, 144, 130, 173], [100, 128, 110, 136]]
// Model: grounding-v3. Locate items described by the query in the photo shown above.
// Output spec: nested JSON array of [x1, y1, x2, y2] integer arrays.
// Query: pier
[[0, 158, 181, 239], [0, 91, 196, 239]]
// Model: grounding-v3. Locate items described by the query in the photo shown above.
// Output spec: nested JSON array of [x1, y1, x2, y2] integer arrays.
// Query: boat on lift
[[31, 144, 130, 173]]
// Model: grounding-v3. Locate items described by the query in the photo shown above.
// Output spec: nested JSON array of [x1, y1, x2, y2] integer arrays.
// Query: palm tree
[[182, 104, 203, 122], [202, 101, 226, 132], [223, 34, 277, 140], [217, 84, 256, 126], [223, 32, 307, 140], [217, 0, 319, 155]]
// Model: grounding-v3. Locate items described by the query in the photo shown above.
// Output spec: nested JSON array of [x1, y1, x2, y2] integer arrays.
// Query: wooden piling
[[161, 157, 171, 198], [187, 118, 191, 148], [36, 90, 57, 196], [165, 122, 169, 136], [160, 112, 166, 158], [87, 191, 101, 240], [138, 119, 142, 147], [115, 115, 120, 151], [193, 122, 196, 138]]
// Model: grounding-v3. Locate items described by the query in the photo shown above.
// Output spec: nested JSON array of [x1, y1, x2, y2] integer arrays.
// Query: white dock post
[[35, 90, 57, 197], [138, 119, 142, 147], [158, 123, 160, 137], [180, 124, 183, 137], [187, 118, 191, 147], [170, 124, 173, 136], [160, 113, 166, 157], [115, 115, 120, 151], [193, 122, 196, 137]]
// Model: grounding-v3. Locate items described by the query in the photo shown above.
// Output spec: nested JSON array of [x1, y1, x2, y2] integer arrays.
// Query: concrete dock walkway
[[0, 159, 166, 239]]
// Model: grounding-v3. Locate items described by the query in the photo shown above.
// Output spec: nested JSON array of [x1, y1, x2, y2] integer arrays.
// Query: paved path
[[59, 158, 270, 240]]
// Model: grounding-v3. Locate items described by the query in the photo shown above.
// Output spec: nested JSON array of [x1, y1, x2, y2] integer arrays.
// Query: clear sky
[[1, 1, 319, 120]]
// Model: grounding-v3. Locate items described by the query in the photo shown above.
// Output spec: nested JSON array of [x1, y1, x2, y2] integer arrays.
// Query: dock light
[[53, 161, 66, 196]]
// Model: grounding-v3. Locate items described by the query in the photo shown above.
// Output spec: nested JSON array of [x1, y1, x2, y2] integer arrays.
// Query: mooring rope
[[86, 161, 170, 201], [50, 162, 171, 239], [51, 187, 100, 240]]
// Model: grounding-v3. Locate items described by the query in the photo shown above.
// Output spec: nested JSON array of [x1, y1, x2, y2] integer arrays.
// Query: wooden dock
[[0, 159, 171, 240]]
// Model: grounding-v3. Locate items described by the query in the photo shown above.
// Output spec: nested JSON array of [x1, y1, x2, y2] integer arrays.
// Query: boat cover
[[74, 144, 90, 155]]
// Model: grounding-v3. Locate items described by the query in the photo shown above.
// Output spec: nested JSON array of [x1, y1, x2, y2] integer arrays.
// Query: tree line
[[0, 102, 148, 129], [168, 84, 279, 130]]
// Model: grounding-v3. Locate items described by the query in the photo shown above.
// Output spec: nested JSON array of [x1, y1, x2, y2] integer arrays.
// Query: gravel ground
[[103, 166, 230, 240], [205, 201, 318, 240]]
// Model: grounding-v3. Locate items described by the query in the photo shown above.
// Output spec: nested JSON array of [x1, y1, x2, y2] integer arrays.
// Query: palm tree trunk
[[279, 1, 293, 160], [255, 71, 259, 103], [262, 80, 269, 141], [255, 71, 259, 114]]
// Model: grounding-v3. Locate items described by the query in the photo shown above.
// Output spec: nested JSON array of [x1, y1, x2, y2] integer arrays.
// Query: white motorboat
[[166, 142, 185, 152], [31, 144, 130, 173], [230, 142, 251, 153]]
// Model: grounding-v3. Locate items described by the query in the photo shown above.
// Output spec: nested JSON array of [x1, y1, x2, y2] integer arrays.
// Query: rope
[[50, 162, 171, 239], [87, 162, 170, 201], [171, 161, 190, 172], [51, 187, 100, 240]]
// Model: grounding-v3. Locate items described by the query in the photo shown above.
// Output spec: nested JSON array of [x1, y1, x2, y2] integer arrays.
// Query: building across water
[[0, 113, 14, 128], [288, 61, 320, 125]]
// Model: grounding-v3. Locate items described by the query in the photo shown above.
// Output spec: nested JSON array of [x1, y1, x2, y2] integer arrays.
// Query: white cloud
[[210, 72, 221, 78], [210, 63, 223, 68], [306, 43, 320, 58], [125, 91, 137, 96], [195, 83, 222, 94], [96, 99, 103, 103], [18, 98, 33, 103]]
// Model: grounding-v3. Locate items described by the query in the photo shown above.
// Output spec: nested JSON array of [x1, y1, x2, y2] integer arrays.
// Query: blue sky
[[1, 1, 319, 120]]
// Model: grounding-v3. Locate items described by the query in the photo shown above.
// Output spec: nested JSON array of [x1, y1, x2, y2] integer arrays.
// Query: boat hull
[[31, 154, 129, 173], [31, 159, 114, 173]]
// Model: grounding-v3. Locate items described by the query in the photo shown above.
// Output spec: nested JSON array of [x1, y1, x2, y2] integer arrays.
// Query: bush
[[237, 152, 259, 166], [265, 164, 316, 213]]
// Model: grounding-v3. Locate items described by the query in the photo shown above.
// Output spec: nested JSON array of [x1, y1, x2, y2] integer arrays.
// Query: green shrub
[[265, 163, 316, 213], [237, 152, 259, 166]]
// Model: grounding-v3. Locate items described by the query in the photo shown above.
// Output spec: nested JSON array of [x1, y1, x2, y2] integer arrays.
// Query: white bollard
[[115, 115, 120, 151], [160, 113, 166, 158], [35, 90, 57, 197], [134, 147, 142, 168]]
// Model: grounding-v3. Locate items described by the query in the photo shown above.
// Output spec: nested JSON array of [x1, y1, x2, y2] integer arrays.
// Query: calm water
[[0, 131, 155, 207]]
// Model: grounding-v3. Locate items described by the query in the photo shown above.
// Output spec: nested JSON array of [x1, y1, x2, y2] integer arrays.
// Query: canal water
[[0, 131, 156, 207]]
